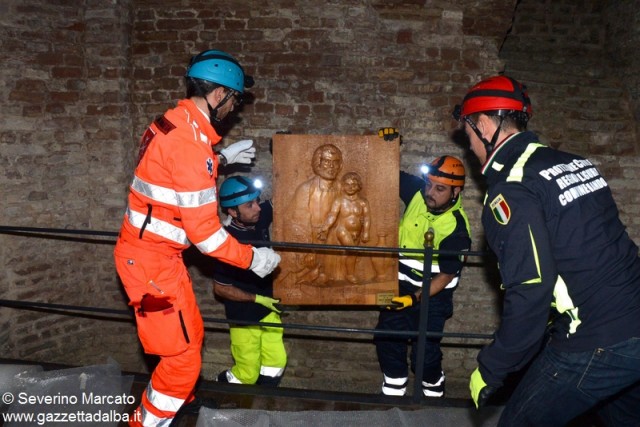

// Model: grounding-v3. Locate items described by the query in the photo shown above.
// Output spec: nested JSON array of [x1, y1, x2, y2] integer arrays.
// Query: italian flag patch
[[490, 194, 511, 225]]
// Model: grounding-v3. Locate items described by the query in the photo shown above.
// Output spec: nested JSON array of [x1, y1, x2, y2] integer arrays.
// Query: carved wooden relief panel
[[272, 134, 399, 305]]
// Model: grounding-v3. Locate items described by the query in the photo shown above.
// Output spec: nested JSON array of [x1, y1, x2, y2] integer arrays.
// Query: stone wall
[[0, 0, 637, 399]]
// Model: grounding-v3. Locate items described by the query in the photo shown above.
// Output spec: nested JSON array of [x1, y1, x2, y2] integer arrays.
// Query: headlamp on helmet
[[219, 176, 262, 208]]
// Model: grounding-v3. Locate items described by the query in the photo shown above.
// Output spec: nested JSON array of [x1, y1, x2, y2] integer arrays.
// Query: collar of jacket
[[481, 131, 540, 181], [178, 98, 222, 146], [229, 219, 256, 231]]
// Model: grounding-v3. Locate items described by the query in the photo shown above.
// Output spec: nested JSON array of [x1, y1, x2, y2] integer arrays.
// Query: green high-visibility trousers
[[229, 311, 287, 384]]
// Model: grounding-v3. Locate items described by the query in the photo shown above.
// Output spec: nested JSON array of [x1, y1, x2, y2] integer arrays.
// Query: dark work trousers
[[498, 337, 640, 427], [374, 287, 454, 383]]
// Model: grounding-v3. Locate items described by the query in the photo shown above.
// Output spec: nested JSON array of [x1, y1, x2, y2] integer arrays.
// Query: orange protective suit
[[114, 98, 253, 426]]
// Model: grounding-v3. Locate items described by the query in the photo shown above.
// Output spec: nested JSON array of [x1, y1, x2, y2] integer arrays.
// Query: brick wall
[[500, 0, 640, 238], [604, 0, 640, 166], [0, 0, 144, 369], [0, 0, 638, 399]]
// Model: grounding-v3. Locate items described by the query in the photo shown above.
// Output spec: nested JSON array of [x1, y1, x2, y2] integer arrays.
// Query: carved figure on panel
[[289, 144, 343, 284], [318, 172, 371, 283], [272, 134, 399, 305]]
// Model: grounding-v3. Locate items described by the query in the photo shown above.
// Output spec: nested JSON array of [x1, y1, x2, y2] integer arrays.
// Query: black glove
[[477, 385, 497, 409], [470, 368, 498, 409], [377, 127, 400, 141]]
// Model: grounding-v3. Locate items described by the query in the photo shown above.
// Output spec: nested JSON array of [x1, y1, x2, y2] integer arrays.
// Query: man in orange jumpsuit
[[114, 49, 280, 427]]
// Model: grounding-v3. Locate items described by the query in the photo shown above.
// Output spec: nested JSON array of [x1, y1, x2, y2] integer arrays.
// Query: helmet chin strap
[[485, 115, 505, 156], [464, 114, 505, 157], [206, 99, 222, 125], [206, 90, 235, 126]]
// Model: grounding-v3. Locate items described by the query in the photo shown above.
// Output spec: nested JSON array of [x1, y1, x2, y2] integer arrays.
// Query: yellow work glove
[[377, 127, 400, 141], [386, 294, 417, 310], [469, 367, 496, 409], [254, 295, 282, 313]]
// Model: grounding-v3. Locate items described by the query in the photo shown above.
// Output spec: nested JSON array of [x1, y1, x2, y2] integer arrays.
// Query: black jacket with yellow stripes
[[477, 131, 640, 387]]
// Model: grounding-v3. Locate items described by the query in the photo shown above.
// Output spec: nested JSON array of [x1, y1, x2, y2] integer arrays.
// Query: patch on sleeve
[[153, 115, 176, 134], [206, 158, 214, 176], [490, 194, 511, 225]]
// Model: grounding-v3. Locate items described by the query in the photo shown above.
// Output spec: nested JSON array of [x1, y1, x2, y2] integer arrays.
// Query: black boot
[[255, 374, 282, 387], [217, 370, 230, 383], [170, 397, 218, 426]]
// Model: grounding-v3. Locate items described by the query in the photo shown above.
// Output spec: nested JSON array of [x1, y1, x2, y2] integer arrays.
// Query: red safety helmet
[[427, 156, 465, 187], [453, 75, 532, 121]]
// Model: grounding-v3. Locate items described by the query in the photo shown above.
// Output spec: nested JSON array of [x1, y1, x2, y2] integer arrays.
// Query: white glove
[[220, 139, 256, 165], [250, 247, 281, 278], [221, 214, 232, 226]]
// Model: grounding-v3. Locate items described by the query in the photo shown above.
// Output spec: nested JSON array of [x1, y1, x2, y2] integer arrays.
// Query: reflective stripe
[[506, 143, 545, 183], [382, 374, 407, 396], [127, 207, 189, 246], [398, 271, 423, 287], [177, 187, 217, 208], [131, 176, 178, 205], [444, 277, 459, 289], [523, 225, 543, 284], [553, 275, 581, 335], [194, 227, 229, 254], [423, 388, 444, 397], [140, 405, 172, 427], [131, 175, 217, 208], [382, 386, 406, 396], [260, 366, 285, 377], [399, 257, 425, 270], [397, 272, 459, 289], [399, 257, 439, 274], [422, 372, 445, 388], [421, 372, 445, 397], [199, 131, 208, 144], [146, 381, 185, 412], [225, 370, 243, 384]]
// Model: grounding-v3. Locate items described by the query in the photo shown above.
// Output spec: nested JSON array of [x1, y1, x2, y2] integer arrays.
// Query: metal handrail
[[0, 225, 493, 402]]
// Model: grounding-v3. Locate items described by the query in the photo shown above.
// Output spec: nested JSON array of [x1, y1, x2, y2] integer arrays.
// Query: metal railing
[[0, 224, 493, 404]]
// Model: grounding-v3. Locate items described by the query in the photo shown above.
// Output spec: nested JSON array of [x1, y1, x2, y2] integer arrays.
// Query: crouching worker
[[213, 176, 287, 386]]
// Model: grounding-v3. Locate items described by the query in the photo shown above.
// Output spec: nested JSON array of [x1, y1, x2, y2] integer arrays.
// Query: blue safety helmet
[[219, 176, 261, 208], [185, 49, 254, 93]]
